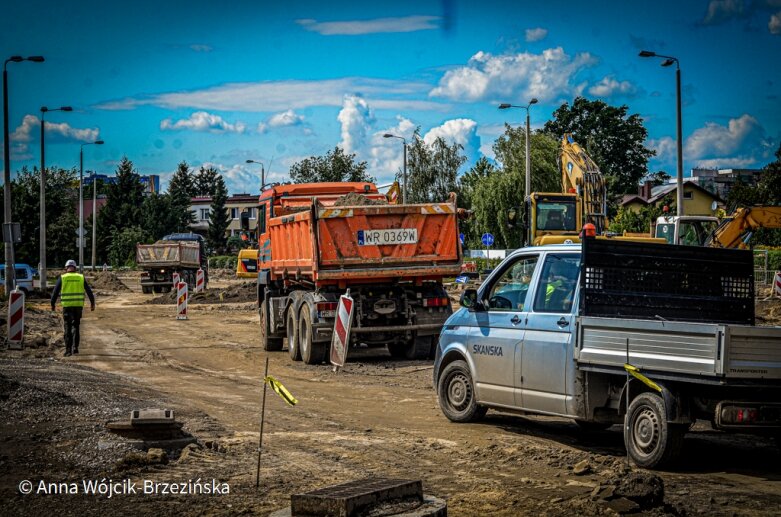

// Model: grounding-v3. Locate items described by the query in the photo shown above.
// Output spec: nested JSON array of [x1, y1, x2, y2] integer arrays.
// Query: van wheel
[[260, 300, 283, 351], [300, 306, 326, 365], [437, 360, 487, 423], [19, 287, 29, 295], [624, 392, 686, 468], [286, 308, 300, 361]]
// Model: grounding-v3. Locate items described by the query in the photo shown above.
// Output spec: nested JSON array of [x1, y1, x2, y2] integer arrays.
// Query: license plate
[[358, 228, 418, 246]]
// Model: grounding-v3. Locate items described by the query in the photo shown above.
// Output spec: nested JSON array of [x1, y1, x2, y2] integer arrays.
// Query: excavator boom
[[560, 134, 607, 234], [706, 206, 781, 248]]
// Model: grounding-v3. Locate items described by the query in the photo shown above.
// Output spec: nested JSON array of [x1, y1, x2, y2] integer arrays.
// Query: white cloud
[[423, 118, 478, 148], [338, 95, 374, 154], [588, 76, 636, 97], [648, 136, 676, 162], [296, 15, 439, 35], [8, 114, 100, 158], [269, 109, 305, 128], [701, 0, 746, 25], [692, 157, 758, 168], [770, 11, 781, 33], [525, 28, 548, 42], [684, 114, 762, 158], [160, 111, 246, 133], [196, 161, 289, 195], [429, 47, 595, 103], [96, 77, 448, 113]]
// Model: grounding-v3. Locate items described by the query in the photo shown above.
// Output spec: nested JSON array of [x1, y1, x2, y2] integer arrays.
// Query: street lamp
[[39, 105, 72, 291], [498, 98, 538, 200], [383, 133, 407, 204], [3, 55, 44, 296], [640, 50, 683, 217], [79, 140, 103, 273], [246, 159, 265, 191]]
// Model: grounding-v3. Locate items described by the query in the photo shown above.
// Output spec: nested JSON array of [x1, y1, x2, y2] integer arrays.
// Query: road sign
[[459, 233, 465, 245], [481, 233, 494, 247], [455, 275, 469, 284], [76, 238, 87, 248], [330, 291, 354, 368], [75, 227, 86, 237]]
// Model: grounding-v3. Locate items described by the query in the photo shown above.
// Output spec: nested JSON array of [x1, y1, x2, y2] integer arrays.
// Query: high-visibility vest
[[61, 272, 85, 308]]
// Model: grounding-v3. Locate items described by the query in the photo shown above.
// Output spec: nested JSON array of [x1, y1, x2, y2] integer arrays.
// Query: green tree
[[543, 97, 655, 200], [193, 165, 219, 197], [289, 146, 373, 183], [108, 226, 147, 267], [207, 176, 230, 253], [96, 157, 145, 263], [458, 157, 496, 247], [167, 161, 196, 230], [404, 131, 466, 203], [2, 166, 79, 266], [141, 193, 181, 240], [493, 125, 560, 196]]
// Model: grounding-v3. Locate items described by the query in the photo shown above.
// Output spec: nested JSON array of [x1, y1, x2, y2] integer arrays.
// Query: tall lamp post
[[90, 171, 98, 270], [4, 55, 44, 296], [498, 98, 538, 199], [246, 159, 265, 190], [639, 50, 683, 217], [39, 105, 72, 290], [382, 134, 407, 204], [79, 140, 103, 273]]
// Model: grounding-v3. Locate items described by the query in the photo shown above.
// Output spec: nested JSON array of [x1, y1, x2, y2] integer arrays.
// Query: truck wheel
[[300, 306, 326, 365], [406, 335, 434, 360], [287, 308, 301, 361], [142, 286, 153, 294], [624, 392, 686, 468], [437, 360, 487, 423], [153, 286, 163, 293], [260, 300, 283, 351]]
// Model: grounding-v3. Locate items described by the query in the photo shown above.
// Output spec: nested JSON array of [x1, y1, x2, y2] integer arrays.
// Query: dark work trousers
[[63, 307, 84, 353]]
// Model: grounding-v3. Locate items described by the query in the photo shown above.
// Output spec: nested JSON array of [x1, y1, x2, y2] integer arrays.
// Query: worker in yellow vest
[[50, 260, 96, 356]]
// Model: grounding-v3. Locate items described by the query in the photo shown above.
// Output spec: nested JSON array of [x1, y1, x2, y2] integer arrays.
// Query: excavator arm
[[560, 134, 607, 234], [705, 206, 781, 248]]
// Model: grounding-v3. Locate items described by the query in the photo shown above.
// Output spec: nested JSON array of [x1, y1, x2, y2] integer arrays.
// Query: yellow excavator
[[512, 133, 663, 245], [705, 206, 781, 248]]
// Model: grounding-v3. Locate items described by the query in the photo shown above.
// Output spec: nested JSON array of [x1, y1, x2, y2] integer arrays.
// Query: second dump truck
[[137, 233, 208, 293], [244, 182, 462, 363]]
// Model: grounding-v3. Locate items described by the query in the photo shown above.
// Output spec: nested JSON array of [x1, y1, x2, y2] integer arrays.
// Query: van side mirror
[[460, 289, 483, 311], [240, 211, 250, 231]]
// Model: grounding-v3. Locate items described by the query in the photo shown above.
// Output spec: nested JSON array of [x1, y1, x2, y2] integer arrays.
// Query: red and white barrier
[[196, 269, 205, 293], [176, 281, 188, 320], [330, 291, 354, 368], [773, 271, 781, 298], [172, 272, 180, 288], [8, 288, 25, 349]]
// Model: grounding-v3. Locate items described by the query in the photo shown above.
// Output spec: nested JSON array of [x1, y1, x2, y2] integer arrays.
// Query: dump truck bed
[[136, 241, 201, 268], [268, 201, 461, 283]]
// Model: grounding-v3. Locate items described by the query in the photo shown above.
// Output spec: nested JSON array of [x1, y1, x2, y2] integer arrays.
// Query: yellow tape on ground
[[624, 364, 662, 393], [264, 375, 299, 406]]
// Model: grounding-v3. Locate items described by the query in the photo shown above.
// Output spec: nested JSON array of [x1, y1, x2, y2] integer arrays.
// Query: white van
[[0, 264, 36, 293]]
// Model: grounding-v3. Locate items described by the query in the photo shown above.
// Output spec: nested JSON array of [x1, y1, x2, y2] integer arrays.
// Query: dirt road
[[2, 280, 781, 516]]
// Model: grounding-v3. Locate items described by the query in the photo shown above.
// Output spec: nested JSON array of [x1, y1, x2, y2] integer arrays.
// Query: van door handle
[[557, 317, 569, 327], [510, 315, 521, 325]]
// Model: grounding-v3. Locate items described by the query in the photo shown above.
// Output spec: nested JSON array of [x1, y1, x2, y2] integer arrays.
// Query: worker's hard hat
[[65, 259, 77, 268]]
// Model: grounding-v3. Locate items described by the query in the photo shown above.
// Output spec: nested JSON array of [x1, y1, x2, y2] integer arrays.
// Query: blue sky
[[2, 0, 780, 194]]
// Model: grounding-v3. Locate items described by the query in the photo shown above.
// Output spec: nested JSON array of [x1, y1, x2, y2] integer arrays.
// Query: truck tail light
[[423, 297, 449, 307], [317, 301, 337, 318]]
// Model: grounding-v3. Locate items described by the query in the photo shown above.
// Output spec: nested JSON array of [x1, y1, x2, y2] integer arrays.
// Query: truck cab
[[654, 215, 719, 246]]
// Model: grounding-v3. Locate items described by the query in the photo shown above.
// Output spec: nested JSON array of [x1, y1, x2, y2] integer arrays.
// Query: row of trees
[[3, 159, 233, 268]]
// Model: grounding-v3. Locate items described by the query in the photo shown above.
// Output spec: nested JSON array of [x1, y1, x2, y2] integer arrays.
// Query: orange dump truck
[[245, 182, 462, 363]]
